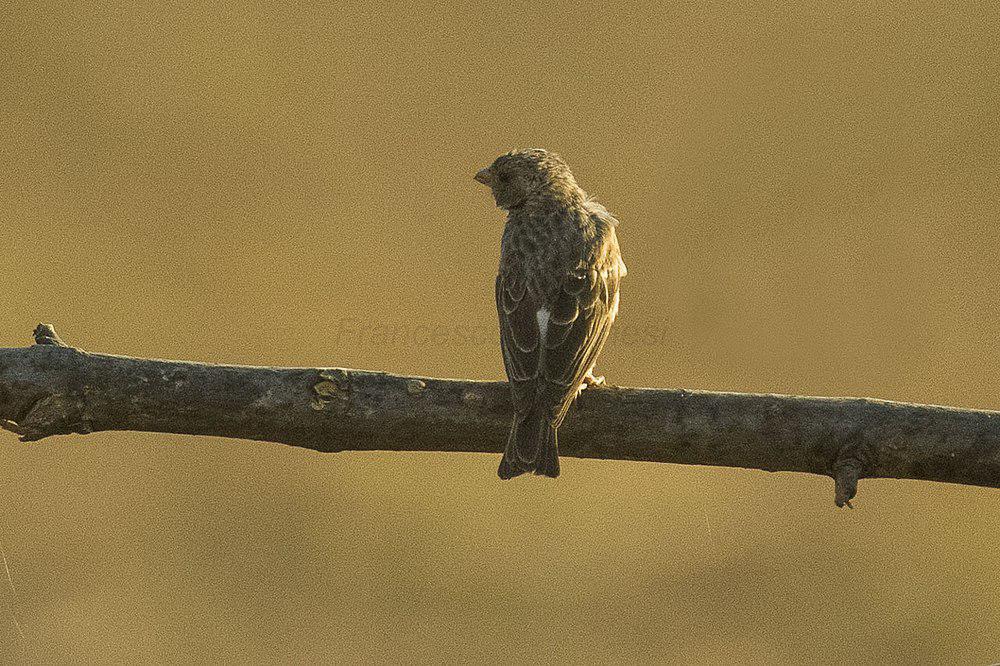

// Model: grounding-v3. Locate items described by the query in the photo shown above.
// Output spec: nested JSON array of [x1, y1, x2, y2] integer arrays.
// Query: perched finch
[[474, 149, 627, 479]]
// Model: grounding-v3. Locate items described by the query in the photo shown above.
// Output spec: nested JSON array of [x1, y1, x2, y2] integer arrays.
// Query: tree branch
[[2, 325, 999, 506]]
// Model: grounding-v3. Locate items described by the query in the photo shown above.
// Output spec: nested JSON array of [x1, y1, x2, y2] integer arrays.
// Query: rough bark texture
[[2, 325, 999, 506]]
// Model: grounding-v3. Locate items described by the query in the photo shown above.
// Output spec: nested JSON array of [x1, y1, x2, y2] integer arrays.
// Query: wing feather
[[496, 272, 539, 415], [539, 262, 621, 426]]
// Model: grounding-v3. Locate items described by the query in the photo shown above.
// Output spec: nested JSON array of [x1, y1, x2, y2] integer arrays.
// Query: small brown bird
[[475, 149, 627, 478]]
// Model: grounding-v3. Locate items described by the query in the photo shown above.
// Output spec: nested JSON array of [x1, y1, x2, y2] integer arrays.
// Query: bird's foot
[[578, 371, 606, 395]]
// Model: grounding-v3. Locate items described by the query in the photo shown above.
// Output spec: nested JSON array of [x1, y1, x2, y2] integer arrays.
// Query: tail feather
[[498, 408, 559, 479]]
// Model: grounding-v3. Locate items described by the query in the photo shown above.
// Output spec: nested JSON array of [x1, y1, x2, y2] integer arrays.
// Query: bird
[[474, 149, 627, 479]]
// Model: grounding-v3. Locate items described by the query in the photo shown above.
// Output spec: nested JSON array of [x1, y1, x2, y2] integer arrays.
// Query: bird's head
[[474, 148, 582, 211]]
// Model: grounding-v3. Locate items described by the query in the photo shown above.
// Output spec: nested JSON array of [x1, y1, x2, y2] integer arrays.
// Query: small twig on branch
[[1, 326, 998, 506], [32, 323, 67, 347]]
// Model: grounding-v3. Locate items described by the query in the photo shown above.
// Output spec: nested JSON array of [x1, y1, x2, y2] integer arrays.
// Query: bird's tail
[[498, 407, 559, 479]]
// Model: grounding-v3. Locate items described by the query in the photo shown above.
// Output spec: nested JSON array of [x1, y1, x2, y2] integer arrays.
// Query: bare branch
[[1, 326, 998, 505]]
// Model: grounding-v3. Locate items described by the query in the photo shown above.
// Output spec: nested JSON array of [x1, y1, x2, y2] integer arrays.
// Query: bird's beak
[[474, 167, 493, 186]]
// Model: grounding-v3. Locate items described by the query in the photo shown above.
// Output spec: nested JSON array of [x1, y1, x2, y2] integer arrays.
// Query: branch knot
[[33, 324, 68, 347], [311, 369, 352, 413], [831, 424, 873, 508]]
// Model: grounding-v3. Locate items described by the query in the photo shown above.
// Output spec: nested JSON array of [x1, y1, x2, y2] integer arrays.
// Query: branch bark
[[2, 325, 999, 506]]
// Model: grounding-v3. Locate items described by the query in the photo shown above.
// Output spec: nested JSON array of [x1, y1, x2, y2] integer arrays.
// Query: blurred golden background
[[1, 1, 998, 662]]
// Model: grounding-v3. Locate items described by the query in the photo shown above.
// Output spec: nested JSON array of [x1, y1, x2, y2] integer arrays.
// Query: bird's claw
[[578, 372, 606, 396], [0, 419, 23, 436]]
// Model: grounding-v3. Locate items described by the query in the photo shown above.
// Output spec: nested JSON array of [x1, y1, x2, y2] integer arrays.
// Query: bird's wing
[[498, 220, 624, 427], [539, 252, 622, 427], [496, 269, 540, 417]]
